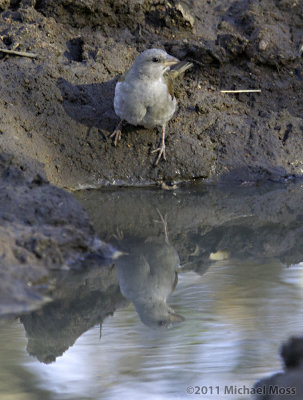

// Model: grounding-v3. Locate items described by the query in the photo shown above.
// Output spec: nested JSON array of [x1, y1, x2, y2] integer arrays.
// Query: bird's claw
[[110, 129, 122, 146], [152, 144, 166, 165]]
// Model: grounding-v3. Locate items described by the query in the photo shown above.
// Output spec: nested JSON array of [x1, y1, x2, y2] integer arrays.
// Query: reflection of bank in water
[[75, 183, 303, 277], [20, 265, 127, 364]]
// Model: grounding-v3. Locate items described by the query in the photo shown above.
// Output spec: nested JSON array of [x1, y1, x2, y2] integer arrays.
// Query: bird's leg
[[110, 120, 123, 146], [154, 208, 170, 244], [152, 125, 166, 165]]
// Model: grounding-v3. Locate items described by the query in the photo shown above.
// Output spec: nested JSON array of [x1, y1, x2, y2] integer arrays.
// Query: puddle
[[2, 182, 303, 399]]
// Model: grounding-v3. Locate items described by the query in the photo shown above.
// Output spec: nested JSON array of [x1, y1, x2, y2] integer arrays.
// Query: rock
[[254, 336, 303, 399], [0, 152, 116, 316]]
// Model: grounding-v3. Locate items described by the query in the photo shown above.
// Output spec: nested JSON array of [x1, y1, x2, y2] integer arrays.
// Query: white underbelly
[[114, 78, 177, 128]]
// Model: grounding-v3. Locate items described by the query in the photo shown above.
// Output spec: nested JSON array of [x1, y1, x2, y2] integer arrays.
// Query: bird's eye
[[152, 57, 160, 63]]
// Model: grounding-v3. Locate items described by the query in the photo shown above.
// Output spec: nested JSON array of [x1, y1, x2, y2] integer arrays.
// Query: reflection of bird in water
[[116, 211, 184, 328]]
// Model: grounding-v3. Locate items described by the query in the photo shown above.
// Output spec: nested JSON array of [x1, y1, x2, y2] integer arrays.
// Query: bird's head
[[130, 48, 179, 80], [136, 300, 185, 329]]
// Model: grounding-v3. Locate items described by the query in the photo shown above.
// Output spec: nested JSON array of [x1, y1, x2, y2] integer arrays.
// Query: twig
[[0, 48, 38, 58], [3, 42, 20, 61], [220, 89, 261, 93]]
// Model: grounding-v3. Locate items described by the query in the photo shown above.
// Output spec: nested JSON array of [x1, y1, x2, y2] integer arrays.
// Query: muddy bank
[[0, 153, 116, 317], [0, 0, 302, 188]]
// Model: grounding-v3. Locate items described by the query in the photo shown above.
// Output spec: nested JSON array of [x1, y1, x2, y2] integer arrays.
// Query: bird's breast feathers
[[114, 77, 177, 128]]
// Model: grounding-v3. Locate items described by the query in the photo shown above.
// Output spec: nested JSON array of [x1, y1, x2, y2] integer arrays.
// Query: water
[[1, 182, 303, 400]]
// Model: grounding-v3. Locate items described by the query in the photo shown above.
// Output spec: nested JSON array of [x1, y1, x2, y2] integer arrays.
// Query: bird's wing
[[164, 73, 174, 98], [168, 61, 193, 79], [171, 271, 178, 293], [164, 61, 193, 98], [139, 254, 151, 277], [115, 79, 147, 123], [118, 71, 127, 82]]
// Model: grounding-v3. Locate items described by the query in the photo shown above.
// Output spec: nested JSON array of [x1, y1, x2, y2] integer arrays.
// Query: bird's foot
[[154, 208, 169, 244], [112, 227, 124, 241], [152, 143, 166, 165], [110, 128, 122, 146], [110, 121, 123, 146]]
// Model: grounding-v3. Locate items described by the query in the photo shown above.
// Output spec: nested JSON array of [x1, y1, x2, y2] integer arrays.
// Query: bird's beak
[[163, 55, 180, 67]]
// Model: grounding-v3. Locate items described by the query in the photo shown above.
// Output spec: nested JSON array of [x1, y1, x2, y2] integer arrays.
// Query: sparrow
[[115, 210, 184, 328], [111, 48, 193, 165], [116, 238, 184, 327]]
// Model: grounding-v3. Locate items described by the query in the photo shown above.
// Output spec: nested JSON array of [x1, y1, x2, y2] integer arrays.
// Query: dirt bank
[[0, 153, 116, 317], [0, 0, 302, 188]]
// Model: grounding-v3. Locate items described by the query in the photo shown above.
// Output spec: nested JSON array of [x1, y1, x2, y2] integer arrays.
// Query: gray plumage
[[116, 240, 184, 328], [111, 48, 193, 165]]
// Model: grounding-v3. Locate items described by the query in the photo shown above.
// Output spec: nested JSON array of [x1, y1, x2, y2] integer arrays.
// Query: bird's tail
[[169, 61, 193, 78]]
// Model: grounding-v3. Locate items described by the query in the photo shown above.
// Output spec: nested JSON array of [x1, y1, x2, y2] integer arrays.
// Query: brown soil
[[0, 152, 115, 316], [0, 0, 302, 188]]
